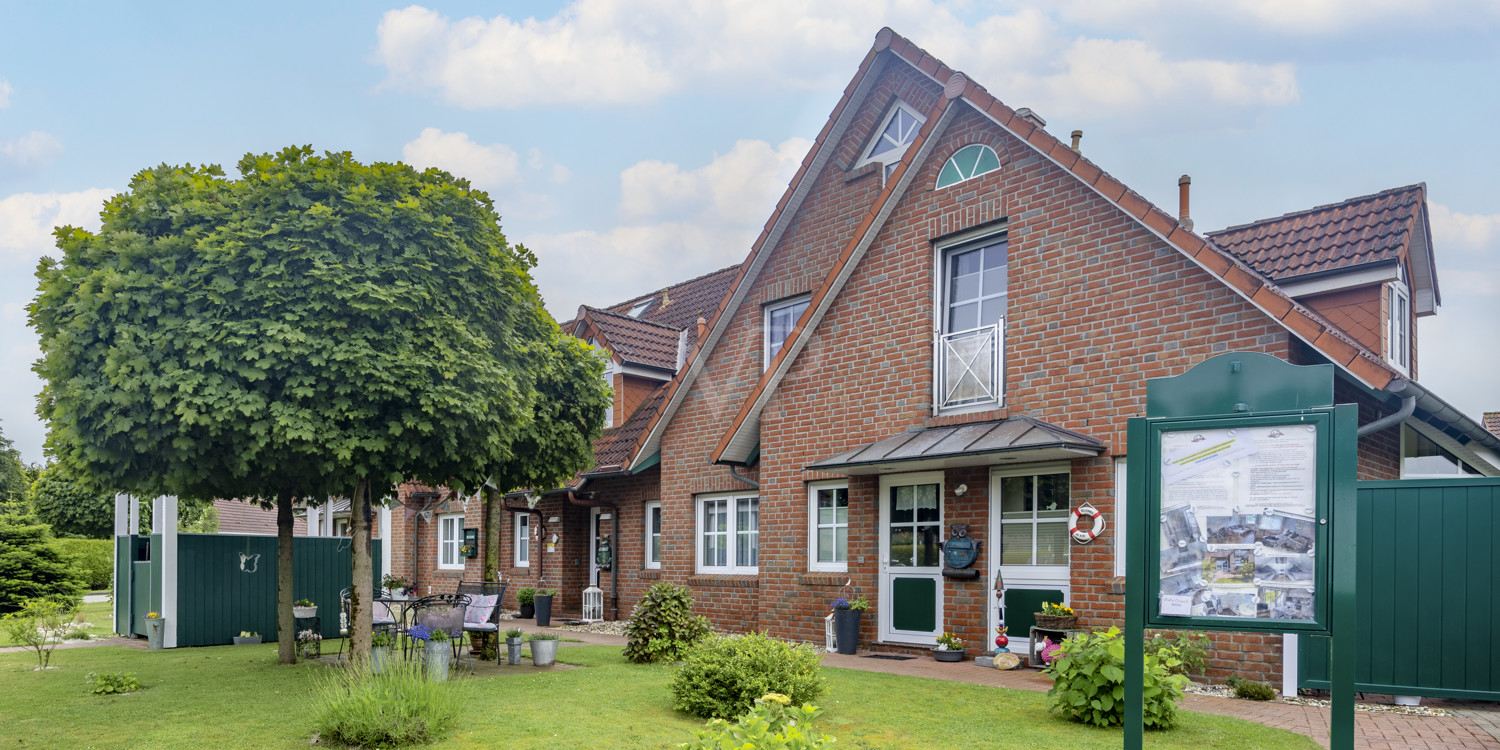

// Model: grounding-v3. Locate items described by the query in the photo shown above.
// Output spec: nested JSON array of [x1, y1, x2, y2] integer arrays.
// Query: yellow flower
[[761, 693, 791, 705]]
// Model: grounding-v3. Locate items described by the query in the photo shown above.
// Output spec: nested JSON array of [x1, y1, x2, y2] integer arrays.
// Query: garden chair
[[456, 580, 507, 662], [409, 594, 472, 674], [335, 587, 400, 660]]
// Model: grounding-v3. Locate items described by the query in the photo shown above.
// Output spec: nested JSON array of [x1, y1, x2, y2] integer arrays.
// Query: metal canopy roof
[[806, 417, 1106, 476]]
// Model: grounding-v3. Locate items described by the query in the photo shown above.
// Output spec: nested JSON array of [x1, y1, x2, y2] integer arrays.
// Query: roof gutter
[[1358, 380, 1415, 438]]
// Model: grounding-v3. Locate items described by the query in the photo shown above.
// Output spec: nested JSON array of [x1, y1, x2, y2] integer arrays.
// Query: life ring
[[1069, 503, 1105, 543]]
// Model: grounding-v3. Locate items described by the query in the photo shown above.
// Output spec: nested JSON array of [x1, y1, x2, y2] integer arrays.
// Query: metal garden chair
[[457, 580, 507, 663]]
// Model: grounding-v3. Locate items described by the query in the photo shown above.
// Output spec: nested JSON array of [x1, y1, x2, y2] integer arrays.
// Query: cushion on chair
[[463, 594, 498, 625], [373, 602, 396, 625], [465, 622, 498, 632]]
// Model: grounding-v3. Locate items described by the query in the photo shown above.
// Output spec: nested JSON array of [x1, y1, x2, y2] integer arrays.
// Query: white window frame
[[1387, 281, 1411, 374], [855, 100, 926, 181], [807, 481, 849, 573], [933, 234, 1007, 414], [644, 501, 662, 569], [628, 299, 653, 318], [764, 295, 810, 369], [994, 464, 1071, 569], [1113, 458, 1127, 577], [513, 512, 530, 568], [695, 492, 759, 575], [437, 513, 465, 570]]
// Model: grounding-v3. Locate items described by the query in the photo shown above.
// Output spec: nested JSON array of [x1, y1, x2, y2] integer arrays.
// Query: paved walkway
[[500, 618, 1499, 750]]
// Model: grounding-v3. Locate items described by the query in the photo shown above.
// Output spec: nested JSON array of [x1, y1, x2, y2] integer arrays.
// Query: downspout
[[565, 489, 621, 621], [501, 495, 547, 592], [728, 464, 760, 489], [1358, 380, 1417, 438]]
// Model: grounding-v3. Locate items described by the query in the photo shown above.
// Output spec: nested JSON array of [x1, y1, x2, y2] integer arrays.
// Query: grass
[[0, 598, 116, 648], [0, 643, 1319, 749]]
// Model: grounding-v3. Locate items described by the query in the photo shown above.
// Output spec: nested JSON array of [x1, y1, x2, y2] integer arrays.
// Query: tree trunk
[[276, 491, 296, 665], [349, 477, 373, 664], [484, 487, 501, 583]]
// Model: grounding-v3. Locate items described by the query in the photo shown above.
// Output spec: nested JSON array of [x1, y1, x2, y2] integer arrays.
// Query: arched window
[[936, 144, 1001, 189]]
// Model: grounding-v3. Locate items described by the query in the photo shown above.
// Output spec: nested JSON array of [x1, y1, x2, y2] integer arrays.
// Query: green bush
[[1227, 675, 1276, 701], [624, 581, 710, 664], [684, 693, 835, 749], [671, 632, 826, 720], [1045, 627, 1189, 729], [0, 514, 84, 613], [86, 671, 143, 695], [310, 660, 461, 748], [52, 538, 113, 590], [1145, 630, 1210, 676], [515, 587, 535, 606]]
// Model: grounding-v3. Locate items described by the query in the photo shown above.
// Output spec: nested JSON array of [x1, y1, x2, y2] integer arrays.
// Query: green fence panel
[[1300, 478, 1500, 700]]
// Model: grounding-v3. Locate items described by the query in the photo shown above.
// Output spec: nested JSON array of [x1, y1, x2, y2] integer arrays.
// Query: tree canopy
[[0, 427, 27, 516], [27, 463, 113, 539]]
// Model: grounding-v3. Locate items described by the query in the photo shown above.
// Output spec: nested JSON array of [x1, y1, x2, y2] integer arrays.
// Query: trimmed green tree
[[0, 426, 27, 516], [0, 514, 83, 613], [28, 463, 113, 539]]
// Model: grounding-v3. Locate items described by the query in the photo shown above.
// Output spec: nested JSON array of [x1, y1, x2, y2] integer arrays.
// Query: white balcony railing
[[937, 321, 1002, 411]]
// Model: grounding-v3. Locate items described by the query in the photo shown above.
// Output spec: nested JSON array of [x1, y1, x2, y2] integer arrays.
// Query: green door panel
[[1005, 588, 1065, 639], [891, 577, 937, 633]]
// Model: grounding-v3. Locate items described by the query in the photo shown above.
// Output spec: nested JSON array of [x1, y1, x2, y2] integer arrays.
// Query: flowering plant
[[296, 629, 322, 643], [935, 632, 964, 651], [830, 595, 870, 612], [407, 623, 449, 643], [294, 598, 315, 608], [459, 544, 476, 556], [830, 598, 850, 610], [1040, 602, 1075, 617], [145, 611, 160, 619], [380, 574, 409, 593]]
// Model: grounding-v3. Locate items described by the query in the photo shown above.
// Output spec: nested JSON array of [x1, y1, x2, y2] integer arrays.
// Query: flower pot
[[145, 617, 164, 650], [424, 640, 452, 681], [371, 645, 389, 674], [293, 606, 317, 619], [834, 609, 862, 655], [232, 636, 262, 645], [506, 637, 524, 665], [1033, 614, 1078, 631], [518, 603, 535, 619], [933, 647, 965, 663], [530, 639, 559, 667], [534, 594, 553, 627]]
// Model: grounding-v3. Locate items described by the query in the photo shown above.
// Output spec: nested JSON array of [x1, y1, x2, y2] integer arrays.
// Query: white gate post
[[154, 496, 180, 648], [113, 494, 131, 635], [1282, 633, 1299, 698]]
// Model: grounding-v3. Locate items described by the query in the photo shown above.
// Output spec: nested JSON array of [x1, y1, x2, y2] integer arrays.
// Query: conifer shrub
[[623, 581, 710, 664], [671, 632, 826, 720]]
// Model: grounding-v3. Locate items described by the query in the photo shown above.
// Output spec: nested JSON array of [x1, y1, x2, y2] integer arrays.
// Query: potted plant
[[533, 588, 557, 627], [933, 632, 966, 662], [516, 587, 536, 619], [293, 598, 317, 618], [143, 611, 164, 650], [409, 624, 452, 681], [381, 574, 413, 598], [232, 630, 261, 645], [371, 631, 394, 674], [1034, 602, 1078, 631], [296, 628, 322, 660], [527, 632, 560, 667], [503, 628, 526, 665], [831, 595, 869, 655]]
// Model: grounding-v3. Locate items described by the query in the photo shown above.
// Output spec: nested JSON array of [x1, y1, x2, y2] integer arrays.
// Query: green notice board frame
[[1123, 352, 1358, 750]]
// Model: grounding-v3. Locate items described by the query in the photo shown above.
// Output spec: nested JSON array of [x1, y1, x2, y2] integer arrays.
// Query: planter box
[[530, 639, 559, 667], [933, 648, 965, 663], [533, 595, 553, 627], [293, 606, 317, 618], [506, 638, 524, 666], [232, 636, 262, 645], [424, 641, 451, 681], [145, 618, 164, 650]]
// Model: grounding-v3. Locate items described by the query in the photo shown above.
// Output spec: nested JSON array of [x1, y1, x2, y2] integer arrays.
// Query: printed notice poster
[[1158, 424, 1318, 621]]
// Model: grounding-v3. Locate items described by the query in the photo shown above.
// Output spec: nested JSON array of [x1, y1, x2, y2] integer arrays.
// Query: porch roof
[[805, 417, 1105, 476]]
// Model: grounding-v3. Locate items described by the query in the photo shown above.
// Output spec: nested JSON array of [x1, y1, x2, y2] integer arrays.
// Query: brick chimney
[[1178, 175, 1194, 232]]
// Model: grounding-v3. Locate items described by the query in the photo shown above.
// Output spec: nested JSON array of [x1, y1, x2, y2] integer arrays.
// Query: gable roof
[[709, 27, 1416, 465], [579, 308, 680, 371]]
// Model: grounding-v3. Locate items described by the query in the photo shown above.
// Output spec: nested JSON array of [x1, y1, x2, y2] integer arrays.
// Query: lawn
[[0, 643, 1318, 749], [0, 598, 116, 648]]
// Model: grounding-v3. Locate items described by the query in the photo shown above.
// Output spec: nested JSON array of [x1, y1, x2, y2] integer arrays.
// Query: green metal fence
[[1299, 477, 1500, 700]]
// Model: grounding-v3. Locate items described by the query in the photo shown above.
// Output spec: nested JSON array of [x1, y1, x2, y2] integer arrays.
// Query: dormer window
[[1388, 282, 1410, 374], [628, 300, 653, 318], [589, 337, 616, 428], [856, 101, 925, 181], [764, 295, 810, 369]]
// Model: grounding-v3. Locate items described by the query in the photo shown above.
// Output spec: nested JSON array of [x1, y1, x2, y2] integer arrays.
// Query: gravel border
[[1182, 682, 1449, 717]]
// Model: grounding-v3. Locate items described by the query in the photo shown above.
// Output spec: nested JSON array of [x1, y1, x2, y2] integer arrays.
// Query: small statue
[[994, 625, 1009, 652]]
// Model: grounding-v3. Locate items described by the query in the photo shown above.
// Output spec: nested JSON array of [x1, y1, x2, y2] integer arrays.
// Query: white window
[[1388, 282, 1410, 373], [764, 296, 810, 368], [856, 101, 925, 180], [808, 482, 849, 572], [513, 513, 530, 567], [628, 299, 653, 318], [438, 514, 465, 570], [937, 238, 1007, 410], [589, 337, 616, 428], [644, 501, 662, 569], [997, 470, 1069, 567], [696, 493, 758, 574]]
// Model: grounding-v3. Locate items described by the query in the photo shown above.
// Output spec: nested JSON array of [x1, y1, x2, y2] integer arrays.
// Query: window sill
[[687, 574, 759, 589], [433, 569, 463, 577], [798, 572, 849, 586]]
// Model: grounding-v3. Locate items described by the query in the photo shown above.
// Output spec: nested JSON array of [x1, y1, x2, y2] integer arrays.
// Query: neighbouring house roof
[[213, 498, 308, 536], [1485, 412, 1500, 438], [807, 418, 1105, 475], [568, 385, 669, 487], [579, 308, 680, 371], [561, 265, 740, 356]]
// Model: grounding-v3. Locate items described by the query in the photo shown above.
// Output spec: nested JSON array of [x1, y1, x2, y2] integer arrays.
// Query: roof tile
[[585, 309, 681, 370]]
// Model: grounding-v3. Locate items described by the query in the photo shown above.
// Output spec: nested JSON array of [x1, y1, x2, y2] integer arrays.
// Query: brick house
[[381, 28, 1499, 683]]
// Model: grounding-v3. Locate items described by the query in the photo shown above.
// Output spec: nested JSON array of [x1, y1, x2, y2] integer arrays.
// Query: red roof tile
[[584, 308, 681, 371], [1485, 412, 1500, 437], [1207, 184, 1424, 280]]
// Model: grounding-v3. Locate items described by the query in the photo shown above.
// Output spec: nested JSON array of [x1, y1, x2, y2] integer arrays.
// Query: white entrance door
[[588, 508, 604, 588], [878, 472, 944, 645], [989, 465, 1072, 656]]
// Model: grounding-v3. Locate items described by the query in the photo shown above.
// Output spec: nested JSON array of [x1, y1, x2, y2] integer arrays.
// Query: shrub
[[310, 660, 461, 747], [526, 632, 559, 641], [624, 581, 710, 664], [1145, 630, 1210, 677], [672, 632, 826, 720], [0, 514, 84, 613], [684, 693, 836, 750], [2, 597, 77, 669], [1045, 627, 1189, 729], [516, 587, 535, 606], [86, 671, 143, 695], [1227, 675, 1277, 701], [503, 628, 525, 639], [51, 538, 113, 590]]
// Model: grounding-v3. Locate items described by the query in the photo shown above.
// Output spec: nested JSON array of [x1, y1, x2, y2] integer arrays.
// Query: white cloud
[[401, 127, 520, 190], [0, 130, 64, 167], [620, 138, 811, 225], [1418, 203, 1500, 424], [0, 188, 114, 265], [1053, 0, 1500, 36], [372, 2, 1300, 125], [0, 79, 11, 108], [1430, 203, 1498, 257]]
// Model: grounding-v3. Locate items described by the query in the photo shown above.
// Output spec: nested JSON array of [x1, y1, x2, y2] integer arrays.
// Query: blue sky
[[1, 1, 1497, 463]]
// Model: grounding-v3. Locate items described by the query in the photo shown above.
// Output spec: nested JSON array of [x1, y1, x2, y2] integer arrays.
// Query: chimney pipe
[[1178, 175, 1194, 232], [1014, 107, 1047, 129], [1070, 130, 1082, 153], [695, 316, 707, 345]]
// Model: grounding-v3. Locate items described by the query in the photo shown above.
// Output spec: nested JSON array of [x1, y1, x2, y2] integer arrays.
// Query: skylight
[[628, 300, 653, 318]]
